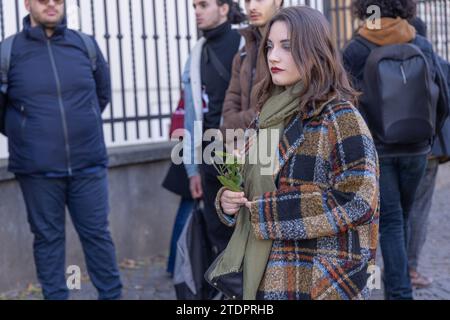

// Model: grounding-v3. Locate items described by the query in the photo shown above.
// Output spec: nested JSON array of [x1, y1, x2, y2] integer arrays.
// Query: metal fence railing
[[326, 0, 450, 60], [0, 0, 448, 158], [0, 0, 198, 150]]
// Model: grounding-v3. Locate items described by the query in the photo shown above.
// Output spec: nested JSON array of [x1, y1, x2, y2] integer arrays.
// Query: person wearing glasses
[[0, 0, 122, 299]]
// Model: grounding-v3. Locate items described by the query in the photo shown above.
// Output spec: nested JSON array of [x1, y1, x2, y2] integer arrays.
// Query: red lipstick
[[271, 67, 284, 74]]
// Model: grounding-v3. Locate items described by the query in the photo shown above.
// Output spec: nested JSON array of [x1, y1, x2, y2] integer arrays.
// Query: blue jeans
[[16, 169, 122, 300], [379, 155, 427, 300], [167, 199, 195, 276]]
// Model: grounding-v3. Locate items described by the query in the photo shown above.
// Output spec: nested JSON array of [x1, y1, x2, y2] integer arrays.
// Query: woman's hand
[[220, 190, 248, 216]]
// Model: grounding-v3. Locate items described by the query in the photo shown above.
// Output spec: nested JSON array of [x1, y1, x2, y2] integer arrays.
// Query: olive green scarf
[[209, 82, 302, 300]]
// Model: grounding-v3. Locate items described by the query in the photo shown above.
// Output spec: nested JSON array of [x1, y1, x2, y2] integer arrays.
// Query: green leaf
[[231, 173, 242, 187], [217, 176, 242, 192]]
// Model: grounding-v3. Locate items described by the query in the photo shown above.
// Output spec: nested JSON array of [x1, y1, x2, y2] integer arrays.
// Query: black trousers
[[199, 162, 234, 258]]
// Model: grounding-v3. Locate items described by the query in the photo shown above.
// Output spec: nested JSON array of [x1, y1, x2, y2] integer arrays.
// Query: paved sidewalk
[[0, 256, 176, 300], [2, 164, 450, 300], [408, 162, 450, 300]]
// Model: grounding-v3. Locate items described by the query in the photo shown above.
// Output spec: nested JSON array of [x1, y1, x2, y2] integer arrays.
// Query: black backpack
[[0, 31, 98, 134], [357, 36, 440, 145]]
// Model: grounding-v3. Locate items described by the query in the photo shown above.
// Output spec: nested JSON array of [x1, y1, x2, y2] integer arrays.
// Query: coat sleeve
[[434, 54, 450, 134], [249, 105, 380, 241], [92, 38, 112, 113], [182, 57, 200, 178], [215, 187, 238, 227], [432, 55, 450, 159], [0, 91, 6, 135], [221, 52, 257, 131]]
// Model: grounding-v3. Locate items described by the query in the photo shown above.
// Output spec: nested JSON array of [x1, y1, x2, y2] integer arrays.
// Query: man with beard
[[0, 0, 121, 300], [221, 0, 284, 131]]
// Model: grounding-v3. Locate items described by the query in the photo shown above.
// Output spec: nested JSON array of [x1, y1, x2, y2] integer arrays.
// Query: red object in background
[[169, 90, 207, 140], [169, 91, 186, 139]]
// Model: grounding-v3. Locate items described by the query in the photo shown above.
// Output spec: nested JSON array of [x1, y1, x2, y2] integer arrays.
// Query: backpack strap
[[204, 44, 231, 83], [435, 55, 450, 155], [0, 35, 16, 94], [74, 30, 98, 72]]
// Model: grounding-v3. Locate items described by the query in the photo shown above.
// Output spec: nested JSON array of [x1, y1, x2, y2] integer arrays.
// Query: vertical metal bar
[[0, 0, 5, 40], [438, 0, 444, 57], [15, 0, 20, 33], [323, 0, 332, 25], [342, 0, 349, 47], [116, 0, 128, 140], [185, 0, 192, 53], [333, 0, 342, 49], [174, 0, 183, 88], [444, 0, 449, 60], [152, 0, 163, 136], [90, 0, 96, 37], [434, 0, 439, 44], [103, 0, 115, 142], [439, 0, 442, 55], [163, 0, 173, 121], [433, 0, 439, 51], [424, 0, 430, 40], [77, 0, 82, 31], [140, 0, 152, 138], [128, 0, 140, 139]]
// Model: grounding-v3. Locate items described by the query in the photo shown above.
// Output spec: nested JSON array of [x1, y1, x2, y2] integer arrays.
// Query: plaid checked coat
[[217, 98, 380, 300]]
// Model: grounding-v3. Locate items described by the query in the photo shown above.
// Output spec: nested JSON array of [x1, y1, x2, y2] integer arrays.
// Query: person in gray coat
[[407, 16, 450, 289]]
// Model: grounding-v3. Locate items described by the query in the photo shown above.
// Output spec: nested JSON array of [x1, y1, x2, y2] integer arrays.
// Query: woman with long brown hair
[[208, 6, 380, 300]]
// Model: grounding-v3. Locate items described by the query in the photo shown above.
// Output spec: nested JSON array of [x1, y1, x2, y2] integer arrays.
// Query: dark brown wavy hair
[[256, 6, 358, 113], [352, 0, 417, 20]]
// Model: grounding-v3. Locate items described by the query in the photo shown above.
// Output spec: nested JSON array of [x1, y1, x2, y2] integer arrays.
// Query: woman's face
[[266, 21, 301, 87]]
